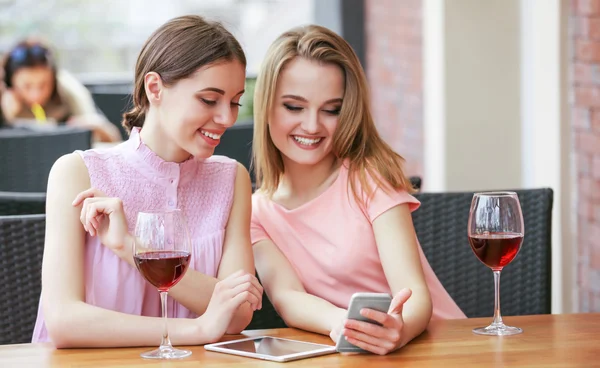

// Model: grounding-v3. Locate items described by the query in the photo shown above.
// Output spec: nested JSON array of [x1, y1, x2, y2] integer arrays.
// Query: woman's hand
[[67, 114, 101, 128], [72, 188, 132, 263], [197, 270, 263, 342], [329, 308, 348, 346], [341, 289, 413, 355], [67, 114, 122, 142], [1, 89, 22, 121]]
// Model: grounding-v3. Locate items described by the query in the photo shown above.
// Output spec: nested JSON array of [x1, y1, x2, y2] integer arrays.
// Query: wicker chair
[[0, 126, 92, 192], [0, 191, 46, 216], [0, 214, 45, 344], [412, 188, 553, 317]]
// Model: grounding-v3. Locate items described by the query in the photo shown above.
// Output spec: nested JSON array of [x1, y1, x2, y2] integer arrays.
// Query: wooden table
[[0, 314, 597, 367]]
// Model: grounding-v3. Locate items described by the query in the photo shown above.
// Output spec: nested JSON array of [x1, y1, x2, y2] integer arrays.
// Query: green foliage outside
[[237, 77, 256, 123]]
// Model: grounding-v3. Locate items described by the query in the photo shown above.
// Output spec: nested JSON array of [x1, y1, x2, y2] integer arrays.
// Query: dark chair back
[[245, 278, 287, 330], [213, 122, 254, 182], [412, 188, 553, 317], [0, 98, 5, 128], [0, 214, 45, 344], [0, 126, 92, 192], [0, 191, 46, 215], [410, 176, 422, 192], [90, 91, 132, 141]]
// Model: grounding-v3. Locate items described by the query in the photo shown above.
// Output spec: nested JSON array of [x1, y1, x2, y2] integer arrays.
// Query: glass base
[[140, 345, 192, 359], [473, 323, 523, 336]]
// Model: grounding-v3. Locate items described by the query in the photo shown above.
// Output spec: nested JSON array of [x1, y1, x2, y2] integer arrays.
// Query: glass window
[[0, 0, 315, 81]]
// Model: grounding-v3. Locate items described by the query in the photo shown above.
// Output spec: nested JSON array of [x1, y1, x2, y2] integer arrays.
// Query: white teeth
[[200, 130, 221, 140], [293, 136, 322, 145]]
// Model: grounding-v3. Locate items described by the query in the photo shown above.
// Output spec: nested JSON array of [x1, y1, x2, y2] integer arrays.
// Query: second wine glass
[[468, 192, 524, 336], [133, 209, 192, 359]]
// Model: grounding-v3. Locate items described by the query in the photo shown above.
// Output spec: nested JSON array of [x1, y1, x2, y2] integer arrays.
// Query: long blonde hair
[[253, 25, 414, 201]]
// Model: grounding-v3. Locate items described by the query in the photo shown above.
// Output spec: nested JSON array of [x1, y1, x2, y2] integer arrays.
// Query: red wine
[[468, 232, 523, 270], [134, 251, 191, 291]]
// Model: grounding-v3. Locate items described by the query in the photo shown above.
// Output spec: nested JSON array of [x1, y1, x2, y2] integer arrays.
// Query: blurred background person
[[1, 39, 120, 142]]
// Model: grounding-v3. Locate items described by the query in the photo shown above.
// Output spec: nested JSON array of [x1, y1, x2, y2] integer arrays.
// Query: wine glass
[[467, 192, 524, 336], [133, 209, 192, 359]]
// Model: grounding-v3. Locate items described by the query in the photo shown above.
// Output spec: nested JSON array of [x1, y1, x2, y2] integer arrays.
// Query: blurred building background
[[0, 0, 313, 77]]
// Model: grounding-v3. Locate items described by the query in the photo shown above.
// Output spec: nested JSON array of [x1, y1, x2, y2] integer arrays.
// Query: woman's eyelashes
[[283, 103, 341, 116], [200, 98, 242, 108], [283, 103, 302, 112], [324, 107, 341, 115], [200, 98, 217, 106]]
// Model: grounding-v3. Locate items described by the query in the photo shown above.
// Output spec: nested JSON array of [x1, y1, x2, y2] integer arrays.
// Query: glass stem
[[492, 270, 504, 326], [159, 291, 172, 349]]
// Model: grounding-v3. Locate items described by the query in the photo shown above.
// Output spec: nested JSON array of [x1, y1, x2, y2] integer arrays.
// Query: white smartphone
[[335, 292, 392, 353]]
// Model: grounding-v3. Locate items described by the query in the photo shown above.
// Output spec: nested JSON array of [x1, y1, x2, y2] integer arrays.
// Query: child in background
[[1, 39, 120, 142]]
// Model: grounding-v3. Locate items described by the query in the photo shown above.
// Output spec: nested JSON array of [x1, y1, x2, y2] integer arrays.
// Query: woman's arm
[[56, 70, 121, 142], [341, 204, 433, 354], [42, 153, 211, 348], [374, 204, 432, 345], [214, 163, 262, 333], [0, 89, 21, 121], [254, 238, 347, 335], [74, 163, 262, 323], [166, 163, 262, 333]]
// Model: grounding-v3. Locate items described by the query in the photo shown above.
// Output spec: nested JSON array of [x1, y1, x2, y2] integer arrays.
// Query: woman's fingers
[[215, 271, 263, 310], [344, 316, 395, 339], [388, 289, 412, 315], [343, 335, 391, 356], [229, 291, 253, 311], [80, 197, 115, 236], [245, 273, 264, 309], [72, 188, 105, 206], [86, 202, 105, 236], [75, 188, 107, 235], [229, 281, 262, 310]]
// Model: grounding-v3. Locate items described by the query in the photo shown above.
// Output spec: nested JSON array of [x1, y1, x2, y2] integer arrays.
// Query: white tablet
[[204, 336, 337, 362]]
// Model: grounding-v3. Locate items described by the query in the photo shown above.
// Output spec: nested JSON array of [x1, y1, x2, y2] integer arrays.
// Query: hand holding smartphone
[[335, 292, 392, 353]]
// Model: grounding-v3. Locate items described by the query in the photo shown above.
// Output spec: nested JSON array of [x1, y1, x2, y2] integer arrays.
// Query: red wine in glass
[[133, 209, 192, 359], [468, 232, 523, 270], [468, 192, 524, 336], [134, 250, 191, 291]]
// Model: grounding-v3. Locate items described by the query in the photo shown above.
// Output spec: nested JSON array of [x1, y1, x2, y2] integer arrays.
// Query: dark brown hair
[[2, 40, 59, 102], [122, 15, 246, 132]]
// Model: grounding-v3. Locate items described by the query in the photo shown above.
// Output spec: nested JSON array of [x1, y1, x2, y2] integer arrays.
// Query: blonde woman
[[251, 25, 465, 355]]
